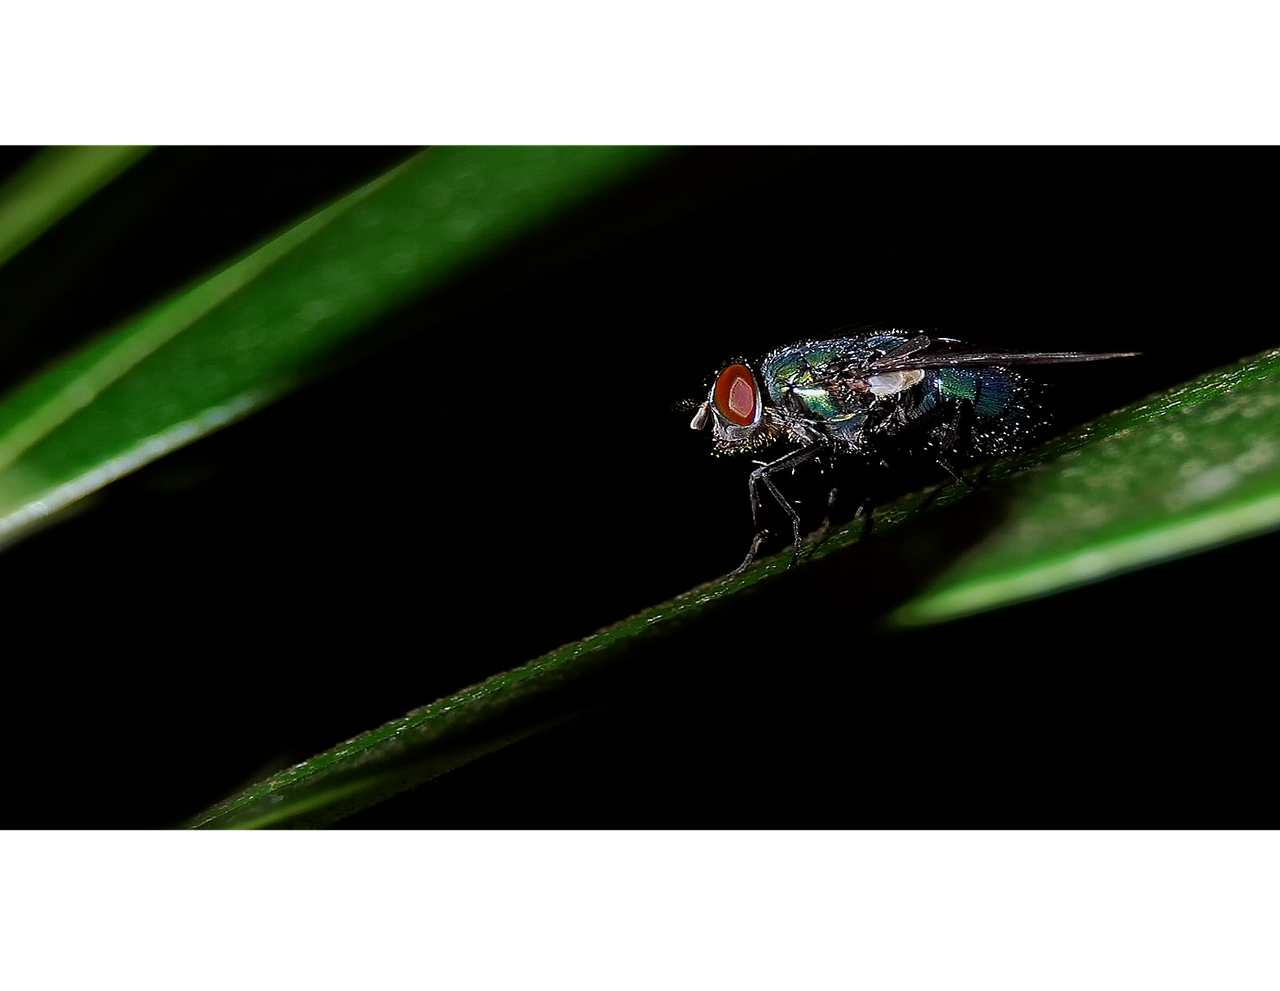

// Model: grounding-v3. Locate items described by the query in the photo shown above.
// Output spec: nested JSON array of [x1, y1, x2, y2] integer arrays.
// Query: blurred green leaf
[[0, 146, 667, 547], [0, 146, 150, 269]]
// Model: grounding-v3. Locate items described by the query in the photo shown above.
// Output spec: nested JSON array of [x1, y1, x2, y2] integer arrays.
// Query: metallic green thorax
[[761, 342, 851, 421]]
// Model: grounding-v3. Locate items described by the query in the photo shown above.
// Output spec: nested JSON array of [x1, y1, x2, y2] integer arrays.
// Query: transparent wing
[[866, 335, 1140, 374]]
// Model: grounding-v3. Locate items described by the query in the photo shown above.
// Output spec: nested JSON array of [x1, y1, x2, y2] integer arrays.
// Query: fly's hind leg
[[935, 454, 979, 490]]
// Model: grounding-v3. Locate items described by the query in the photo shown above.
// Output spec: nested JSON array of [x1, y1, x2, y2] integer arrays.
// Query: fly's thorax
[[759, 336, 930, 450], [759, 339, 883, 400], [762, 343, 858, 420]]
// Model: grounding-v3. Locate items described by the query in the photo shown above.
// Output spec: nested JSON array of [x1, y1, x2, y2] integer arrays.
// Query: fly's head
[[689, 362, 781, 454]]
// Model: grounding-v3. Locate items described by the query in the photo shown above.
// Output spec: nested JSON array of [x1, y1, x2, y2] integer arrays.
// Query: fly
[[690, 327, 1140, 576]]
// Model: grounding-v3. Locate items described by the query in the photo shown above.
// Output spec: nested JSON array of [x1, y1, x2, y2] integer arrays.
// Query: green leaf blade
[[891, 346, 1280, 624], [182, 346, 1280, 827]]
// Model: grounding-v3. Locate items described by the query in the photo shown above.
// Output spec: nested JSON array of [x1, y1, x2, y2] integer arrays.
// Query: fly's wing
[[866, 335, 1140, 375]]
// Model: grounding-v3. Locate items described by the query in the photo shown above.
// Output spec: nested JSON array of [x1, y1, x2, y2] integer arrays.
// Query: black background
[[0, 147, 1273, 828]]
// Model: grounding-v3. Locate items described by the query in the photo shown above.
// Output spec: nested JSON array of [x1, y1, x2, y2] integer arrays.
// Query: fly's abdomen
[[932, 366, 1040, 455]]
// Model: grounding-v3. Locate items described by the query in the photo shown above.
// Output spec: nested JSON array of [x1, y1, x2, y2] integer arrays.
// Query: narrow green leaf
[[0, 147, 668, 547], [0, 146, 151, 269], [184, 345, 1280, 827]]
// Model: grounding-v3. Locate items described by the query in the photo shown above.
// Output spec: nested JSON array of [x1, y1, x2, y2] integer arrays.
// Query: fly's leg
[[804, 479, 852, 554], [935, 454, 978, 490], [932, 399, 979, 490], [820, 487, 876, 545], [759, 470, 804, 564], [809, 485, 839, 546], [730, 531, 770, 577], [729, 445, 822, 576]]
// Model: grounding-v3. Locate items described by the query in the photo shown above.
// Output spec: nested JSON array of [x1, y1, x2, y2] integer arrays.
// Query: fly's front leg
[[730, 465, 773, 576], [759, 470, 804, 566], [729, 444, 822, 576]]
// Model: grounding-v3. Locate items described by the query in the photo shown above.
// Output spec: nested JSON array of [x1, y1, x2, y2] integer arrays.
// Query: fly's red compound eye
[[713, 364, 759, 426]]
